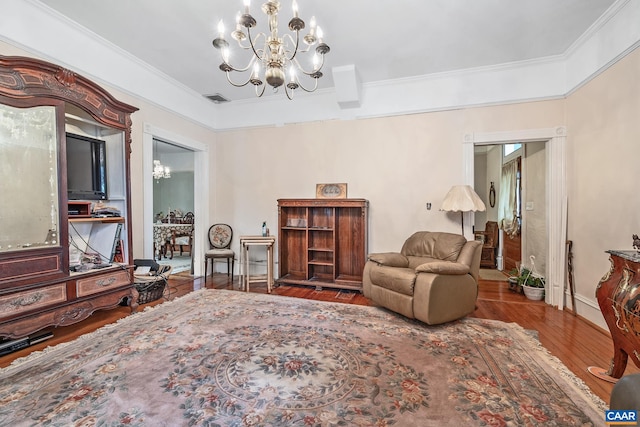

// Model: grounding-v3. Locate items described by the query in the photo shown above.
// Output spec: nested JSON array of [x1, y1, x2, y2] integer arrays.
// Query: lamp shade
[[441, 185, 486, 212]]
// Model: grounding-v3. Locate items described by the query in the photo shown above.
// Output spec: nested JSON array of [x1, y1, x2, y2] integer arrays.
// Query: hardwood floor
[[1, 272, 637, 405]]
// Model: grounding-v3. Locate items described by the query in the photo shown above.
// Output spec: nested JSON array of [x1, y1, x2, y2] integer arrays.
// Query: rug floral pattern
[[0, 290, 604, 426]]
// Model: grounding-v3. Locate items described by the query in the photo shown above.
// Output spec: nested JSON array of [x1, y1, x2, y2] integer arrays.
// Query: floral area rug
[[0, 289, 605, 426]]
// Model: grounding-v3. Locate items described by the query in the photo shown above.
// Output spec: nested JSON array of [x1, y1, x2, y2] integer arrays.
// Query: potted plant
[[507, 269, 522, 294], [509, 267, 545, 300]]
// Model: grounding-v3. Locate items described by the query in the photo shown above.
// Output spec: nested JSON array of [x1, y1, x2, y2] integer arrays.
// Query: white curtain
[[498, 160, 519, 238]]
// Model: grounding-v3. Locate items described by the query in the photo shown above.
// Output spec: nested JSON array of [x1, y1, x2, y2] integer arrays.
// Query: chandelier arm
[[282, 32, 301, 62], [236, 31, 265, 51], [222, 60, 255, 73], [291, 55, 325, 76], [224, 71, 255, 88], [245, 27, 263, 60], [292, 77, 319, 93], [255, 84, 266, 97], [293, 44, 312, 54], [284, 83, 294, 100]]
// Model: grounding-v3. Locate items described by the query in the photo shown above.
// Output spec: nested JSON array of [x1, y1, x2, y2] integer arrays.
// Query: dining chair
[[170, 229, 193, 257], [183, 211, 194, 224], [205, 224, 235, 279], [167, 212, 194, 258]]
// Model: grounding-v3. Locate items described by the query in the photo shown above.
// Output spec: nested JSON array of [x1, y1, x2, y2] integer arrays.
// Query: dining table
[[153, 223, 193, 260]]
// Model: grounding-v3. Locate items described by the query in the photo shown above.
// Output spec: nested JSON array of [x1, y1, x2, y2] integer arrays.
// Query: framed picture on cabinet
[[316, 183, 347, 199]]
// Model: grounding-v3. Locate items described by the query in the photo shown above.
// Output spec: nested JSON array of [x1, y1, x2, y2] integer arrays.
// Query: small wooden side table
[[239, 235, 276, 293]]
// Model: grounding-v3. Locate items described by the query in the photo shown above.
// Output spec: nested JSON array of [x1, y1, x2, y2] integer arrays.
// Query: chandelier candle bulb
[[292, 0, 299, 18], [310, 16, 316, 33]]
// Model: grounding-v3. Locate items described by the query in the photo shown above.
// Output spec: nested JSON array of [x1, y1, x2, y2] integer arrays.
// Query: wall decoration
[[489, 182, 496, 208], [316, 183, 347, 199]]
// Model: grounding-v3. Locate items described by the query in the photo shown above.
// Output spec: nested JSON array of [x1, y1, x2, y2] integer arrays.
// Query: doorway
[[142, 124, 209, 277], [463, 127, 567, 308], [152, 139, 194, 273], [475, 143, 546, 277]]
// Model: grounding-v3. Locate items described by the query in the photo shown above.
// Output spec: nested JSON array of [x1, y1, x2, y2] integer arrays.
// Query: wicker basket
[[133, 262, 172, 305], [134, 278, 167, 304]]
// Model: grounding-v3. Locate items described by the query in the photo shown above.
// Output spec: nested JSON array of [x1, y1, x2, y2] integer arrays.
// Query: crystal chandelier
[[212, 0, 330, 100], [153, 160, 171, 180]]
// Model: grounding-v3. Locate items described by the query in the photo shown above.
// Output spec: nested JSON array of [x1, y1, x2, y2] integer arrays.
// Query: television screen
[[66, 133, 108, 200]]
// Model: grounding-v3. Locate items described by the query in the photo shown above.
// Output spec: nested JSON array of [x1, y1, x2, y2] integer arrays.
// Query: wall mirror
[[0, 102, 60, 252]]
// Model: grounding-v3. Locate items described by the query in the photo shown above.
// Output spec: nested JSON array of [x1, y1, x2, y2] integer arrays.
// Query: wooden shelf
[[277, 198, 368, 292], [69, 217, 124, 223], [68, 201, 92, 218], [309, 260, 334, 266]]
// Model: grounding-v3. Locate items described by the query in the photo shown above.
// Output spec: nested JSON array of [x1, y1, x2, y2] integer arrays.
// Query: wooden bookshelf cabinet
[[277, 199, 368, 291]]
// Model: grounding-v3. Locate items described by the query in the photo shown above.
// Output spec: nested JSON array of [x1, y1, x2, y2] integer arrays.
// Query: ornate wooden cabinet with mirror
[[0, 55, 138, 339]]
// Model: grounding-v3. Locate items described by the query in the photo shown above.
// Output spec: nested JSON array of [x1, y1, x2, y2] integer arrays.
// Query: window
[[503, 143, 522, 157]]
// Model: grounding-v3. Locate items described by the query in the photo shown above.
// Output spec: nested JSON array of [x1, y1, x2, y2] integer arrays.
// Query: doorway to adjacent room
[[464, 127, 567, 308], [152, 139, 194, 274], [142, 124, 209, 277], [474, 142, 546, 276]]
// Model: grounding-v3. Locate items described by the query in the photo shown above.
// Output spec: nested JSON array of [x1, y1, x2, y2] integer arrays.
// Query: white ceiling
[[38, 0, 616, 103]]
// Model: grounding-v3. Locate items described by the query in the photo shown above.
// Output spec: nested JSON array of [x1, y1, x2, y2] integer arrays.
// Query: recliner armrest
[[368, 253, 409, 268], [415, 261, 470, 275]]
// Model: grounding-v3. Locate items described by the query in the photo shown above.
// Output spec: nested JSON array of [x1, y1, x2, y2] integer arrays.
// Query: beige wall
[[215, 101, 565, 256], [566, 46, 640, 323]]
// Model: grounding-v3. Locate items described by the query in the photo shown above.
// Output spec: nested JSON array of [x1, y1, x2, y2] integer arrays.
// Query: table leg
[[267, 244, 273, 293], [244, 244, 250, 292], [238, 244, 242, 289]]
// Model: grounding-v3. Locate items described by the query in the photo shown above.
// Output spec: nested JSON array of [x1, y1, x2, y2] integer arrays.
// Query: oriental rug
[[0, 289, 605, 426]]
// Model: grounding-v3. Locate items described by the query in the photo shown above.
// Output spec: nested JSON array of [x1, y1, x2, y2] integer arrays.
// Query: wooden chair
[[167, 212, 194, 258], [474, 221, 499, 269], [205, 224, 235, 279], [182, 211, 194, 224], [170, 228, 193, 258]]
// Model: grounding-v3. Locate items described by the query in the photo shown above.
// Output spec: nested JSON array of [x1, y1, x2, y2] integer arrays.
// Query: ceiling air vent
[[204, 93, 230, 104]]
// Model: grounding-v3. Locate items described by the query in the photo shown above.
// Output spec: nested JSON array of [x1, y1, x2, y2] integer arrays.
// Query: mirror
[[0, 103, 59, 252]]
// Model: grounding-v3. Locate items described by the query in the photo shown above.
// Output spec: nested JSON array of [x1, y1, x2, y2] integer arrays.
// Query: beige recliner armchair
[[363, 231, 482, 325]]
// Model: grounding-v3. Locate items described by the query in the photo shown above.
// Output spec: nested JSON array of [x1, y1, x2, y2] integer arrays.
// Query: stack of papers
[[134, 266, 151, 276]]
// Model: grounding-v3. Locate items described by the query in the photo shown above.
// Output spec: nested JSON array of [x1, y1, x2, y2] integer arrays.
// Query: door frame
[[463, 126, 567, 308], [142, 123, 209, 276]]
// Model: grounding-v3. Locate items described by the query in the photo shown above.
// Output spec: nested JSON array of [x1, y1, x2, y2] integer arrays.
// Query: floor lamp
[[441, 185, 486, 236]]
